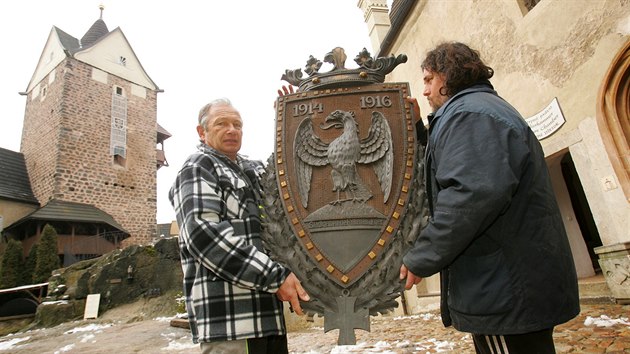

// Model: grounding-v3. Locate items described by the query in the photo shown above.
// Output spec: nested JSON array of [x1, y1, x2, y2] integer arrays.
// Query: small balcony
[[157, 149, 168, 169], [156, 123, 171, 170]]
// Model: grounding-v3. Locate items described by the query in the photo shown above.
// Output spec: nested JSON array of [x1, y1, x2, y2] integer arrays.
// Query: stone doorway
[[548, 152, 595, 278], [560, 153, 603, 274]]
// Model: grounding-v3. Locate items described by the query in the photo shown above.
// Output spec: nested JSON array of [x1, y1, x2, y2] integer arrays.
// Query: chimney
[[357, 0, 391, 54]]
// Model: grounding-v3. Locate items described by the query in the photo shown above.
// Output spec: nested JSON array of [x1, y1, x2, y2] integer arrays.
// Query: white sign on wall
[[524, 97, 566, 140]]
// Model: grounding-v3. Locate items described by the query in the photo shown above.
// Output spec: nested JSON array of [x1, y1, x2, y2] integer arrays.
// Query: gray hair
[[198, 98, 234, 129]]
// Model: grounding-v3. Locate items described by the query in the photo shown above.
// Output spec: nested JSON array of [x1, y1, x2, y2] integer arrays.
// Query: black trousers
[[200, 335, 288, 354], [472, 328, 555, 354], [247, 335, 288, 354]]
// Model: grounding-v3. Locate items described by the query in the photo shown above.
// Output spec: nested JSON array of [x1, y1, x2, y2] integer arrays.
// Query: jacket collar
[[197, 143, 244, 166], [431, 80, 496, 128]]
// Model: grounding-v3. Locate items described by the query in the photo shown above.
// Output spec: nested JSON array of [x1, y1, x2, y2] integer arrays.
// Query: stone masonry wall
[[21, 62, 66, 207], [21, 58, 157, 245]]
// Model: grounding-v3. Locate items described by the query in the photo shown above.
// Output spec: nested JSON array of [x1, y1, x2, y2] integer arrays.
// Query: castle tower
[[19, 6, 164, 245]]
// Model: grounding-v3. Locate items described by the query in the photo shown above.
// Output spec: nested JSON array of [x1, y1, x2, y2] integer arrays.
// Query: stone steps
[[578, 273, 615, 304]]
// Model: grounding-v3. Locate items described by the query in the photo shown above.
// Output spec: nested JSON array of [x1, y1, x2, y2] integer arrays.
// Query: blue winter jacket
[[403, 82, 580, 335]]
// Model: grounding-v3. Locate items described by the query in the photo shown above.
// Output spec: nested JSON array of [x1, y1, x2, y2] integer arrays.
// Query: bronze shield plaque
[[272, 83, 415, 287], [261, 48, 427, 346]]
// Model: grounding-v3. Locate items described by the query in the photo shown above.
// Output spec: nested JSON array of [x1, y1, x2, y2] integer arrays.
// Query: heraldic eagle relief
[[260, 47, 428, 344]]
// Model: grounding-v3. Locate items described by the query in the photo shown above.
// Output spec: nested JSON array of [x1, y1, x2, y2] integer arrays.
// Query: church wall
[[368, 0, 630, 295]]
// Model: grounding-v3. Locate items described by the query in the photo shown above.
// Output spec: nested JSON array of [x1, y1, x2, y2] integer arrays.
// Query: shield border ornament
[[276, 84, 414, 288], [260, 48, 428, 345]]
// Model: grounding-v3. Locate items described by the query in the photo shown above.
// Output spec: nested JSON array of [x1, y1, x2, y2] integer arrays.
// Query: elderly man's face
[[197, 104, 243, 161]]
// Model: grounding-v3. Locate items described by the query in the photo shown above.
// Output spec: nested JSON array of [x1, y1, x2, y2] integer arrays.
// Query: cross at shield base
[[324, 295, 370, 345]]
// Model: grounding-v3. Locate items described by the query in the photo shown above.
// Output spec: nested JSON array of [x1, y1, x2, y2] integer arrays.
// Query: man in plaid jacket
[[169, 98, 309, 354]]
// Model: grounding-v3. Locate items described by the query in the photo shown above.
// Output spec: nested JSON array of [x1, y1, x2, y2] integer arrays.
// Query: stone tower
[[19, 7, 163, 245]]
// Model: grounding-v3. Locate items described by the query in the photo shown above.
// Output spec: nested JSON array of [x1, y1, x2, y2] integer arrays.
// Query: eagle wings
[[294, 109, 393, 208]]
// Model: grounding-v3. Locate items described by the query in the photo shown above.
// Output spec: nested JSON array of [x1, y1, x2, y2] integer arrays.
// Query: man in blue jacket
[[400, 42, 579, 354]]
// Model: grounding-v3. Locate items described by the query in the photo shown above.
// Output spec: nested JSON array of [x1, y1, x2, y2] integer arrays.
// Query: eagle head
[[320, 110, 355, 130]]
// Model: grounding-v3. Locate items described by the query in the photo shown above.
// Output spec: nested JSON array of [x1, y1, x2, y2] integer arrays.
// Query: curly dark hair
[[421, 42, 494, 97]]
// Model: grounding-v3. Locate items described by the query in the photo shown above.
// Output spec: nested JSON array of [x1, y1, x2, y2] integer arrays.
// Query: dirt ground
[[0, 300, 628, 353], [0, 296, 196, 353]]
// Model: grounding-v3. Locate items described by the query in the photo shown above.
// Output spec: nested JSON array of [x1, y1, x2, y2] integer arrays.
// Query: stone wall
[[21, 58, 158, 245], [21, 63, 65, 206]]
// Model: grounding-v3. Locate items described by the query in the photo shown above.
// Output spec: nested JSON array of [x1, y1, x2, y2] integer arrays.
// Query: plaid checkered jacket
[[169, 144, 290, 343]]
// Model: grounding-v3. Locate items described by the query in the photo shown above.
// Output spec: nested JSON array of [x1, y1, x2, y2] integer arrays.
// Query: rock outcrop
[[34, 237, 182, 327]]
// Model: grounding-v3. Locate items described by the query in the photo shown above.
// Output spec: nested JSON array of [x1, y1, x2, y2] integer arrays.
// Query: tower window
[[41, 85, 48, 101], [113, 151, 127, 167], [111, 89, 128, 167]]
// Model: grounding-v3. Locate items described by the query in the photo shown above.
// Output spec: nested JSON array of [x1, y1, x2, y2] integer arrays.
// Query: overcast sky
[[1, 1, 381, 224]]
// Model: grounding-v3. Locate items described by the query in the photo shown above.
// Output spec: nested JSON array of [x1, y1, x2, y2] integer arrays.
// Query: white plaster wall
[[358, 0, 391, 53], [74, 29, 156, 90], [0, 200, 38, 227], [574, 118, 630, 244], [27, 28, 67, 93], [371, 0, 630, 253]]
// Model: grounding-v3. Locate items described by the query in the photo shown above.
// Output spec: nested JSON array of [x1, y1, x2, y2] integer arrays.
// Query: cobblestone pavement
[[287, 303, 630, 353]]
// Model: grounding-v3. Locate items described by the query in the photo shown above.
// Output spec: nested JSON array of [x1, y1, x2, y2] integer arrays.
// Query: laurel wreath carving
[[260, 143, 428, 317]]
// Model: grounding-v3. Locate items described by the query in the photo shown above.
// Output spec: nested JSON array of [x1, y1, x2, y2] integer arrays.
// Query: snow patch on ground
[[160, 334, 197, 351], [154, 316, 175, 322], [393, 313, 440, 321], [584, 314, 630, 327], [53, 343, 75, 353], [64, 323, 112, 334], [0, 336, 30, 350], [79, 333, 96, 343]]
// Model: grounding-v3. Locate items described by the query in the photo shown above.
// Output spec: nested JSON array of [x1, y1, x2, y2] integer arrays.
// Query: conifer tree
[[33, 224, 60, 283], [0, 239, 25, 289], [23, 243, 38, 284]]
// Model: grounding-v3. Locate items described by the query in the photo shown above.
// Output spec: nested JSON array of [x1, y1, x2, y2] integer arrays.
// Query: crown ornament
[[281, 47, 407, 92]]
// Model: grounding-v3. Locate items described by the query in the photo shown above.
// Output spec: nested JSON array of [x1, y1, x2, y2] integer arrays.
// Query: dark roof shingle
[[157, 123, 172, 142], [80, 18, 109, 48], [378, 0, 417, 57], [7, 199, 129, 237], [53, 26, 80, 54], [0, 147, 39, 205]]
